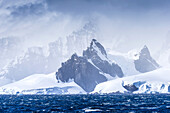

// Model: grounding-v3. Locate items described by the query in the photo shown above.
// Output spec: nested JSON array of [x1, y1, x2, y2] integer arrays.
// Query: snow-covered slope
[[108, 50, 139, 76], [158, 47, 170, 66], [158, 37, 170, 66], [0, 73, 86, 95], [92, 67, 170, 94], [108, 45, 160, 76]]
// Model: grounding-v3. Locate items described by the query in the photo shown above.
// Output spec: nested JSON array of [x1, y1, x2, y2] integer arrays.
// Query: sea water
[[0, 94, 169, 112]]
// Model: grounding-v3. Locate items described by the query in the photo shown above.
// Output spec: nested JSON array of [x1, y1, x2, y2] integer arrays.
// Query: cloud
[[44, 0, 170, 16], [0, 0, 170, 54]]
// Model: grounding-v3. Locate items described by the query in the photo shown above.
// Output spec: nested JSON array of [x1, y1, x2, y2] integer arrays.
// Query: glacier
[[92, 67, 170, 94], [1, 67, 169, 95], [0, 73, 86, 95]]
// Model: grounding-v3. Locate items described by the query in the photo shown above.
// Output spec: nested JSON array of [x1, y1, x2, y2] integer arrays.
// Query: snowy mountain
[[0, 21, 165, 95], [0, 37, 167, 94], [56, 39, 124, 92], [0, 22, 96, 87], [134, 45, 160, 73], [0, 73, 85, 95], [0, 39, 65, 86], [107, 45, 160, 76], [92, 67, 170, 94], [66, 21, 96, 56]]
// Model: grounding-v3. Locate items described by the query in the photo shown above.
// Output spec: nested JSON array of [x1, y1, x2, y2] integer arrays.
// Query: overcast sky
[[0, 0, 170, 54]]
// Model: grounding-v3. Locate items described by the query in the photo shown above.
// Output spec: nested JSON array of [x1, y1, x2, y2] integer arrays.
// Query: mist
[[0, 0, 170, 60]]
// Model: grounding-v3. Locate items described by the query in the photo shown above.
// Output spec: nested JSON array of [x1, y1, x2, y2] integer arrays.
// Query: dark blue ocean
[[0, 94, 169, 112]]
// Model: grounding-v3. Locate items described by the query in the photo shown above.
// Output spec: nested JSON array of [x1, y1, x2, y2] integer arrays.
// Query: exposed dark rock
[[56, 54, 107, 92], [134, 45, 160, 73], [122, 81, 146, 92], [133, 81, 146, 88], [56, 39, 124, 92], [122, 81, 138, 92], [160, 84, 165, 90], [123, 84, 138, 92], [83, 39, 124, 77]]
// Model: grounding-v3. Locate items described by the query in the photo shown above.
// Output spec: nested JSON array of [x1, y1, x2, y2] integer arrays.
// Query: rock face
[[83, 39, 124, 78], [122, 81, 146, 92], [134, 45, 160, 73], [56, 39, 124, 92], [57, 54, 107, 92], [123, 84, 138, 92]]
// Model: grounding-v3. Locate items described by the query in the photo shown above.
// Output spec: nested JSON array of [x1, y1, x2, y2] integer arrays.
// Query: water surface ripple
[[0, 94, 169, 112]]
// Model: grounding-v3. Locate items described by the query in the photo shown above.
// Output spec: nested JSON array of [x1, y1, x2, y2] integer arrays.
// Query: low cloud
[[0, 0, 170, 54]]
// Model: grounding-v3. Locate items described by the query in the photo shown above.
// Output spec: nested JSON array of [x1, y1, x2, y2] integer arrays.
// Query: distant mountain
[[106, 45, 160, 76], [56, 39, 124, 92], [158, 36, 170, 66], [66, 21, 96, 56], [0, 38, 167, 94], [0, 37, 25, 69], [134, 45, 160, 73], [0, 22, 164, 94], [0, 22, 97, 87], [0, 39, 65, 86]]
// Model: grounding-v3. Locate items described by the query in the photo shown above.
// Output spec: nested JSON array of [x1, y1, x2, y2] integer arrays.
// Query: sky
[[0, 0, 170, 54]]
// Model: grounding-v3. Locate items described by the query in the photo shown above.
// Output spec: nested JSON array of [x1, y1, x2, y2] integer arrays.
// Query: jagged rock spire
[[90, 39, 107, 57], [83, 39, 124, 78]]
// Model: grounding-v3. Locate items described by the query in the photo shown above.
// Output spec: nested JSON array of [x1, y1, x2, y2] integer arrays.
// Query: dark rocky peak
[[134, 45, 160, 73], [83, 39, 124, 78], [71, 53, 79, 61], [57, 53, 107, 92], [89, 39, 107, 57], [56, 39, 124, 92], [122, 81, 146, 93]]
